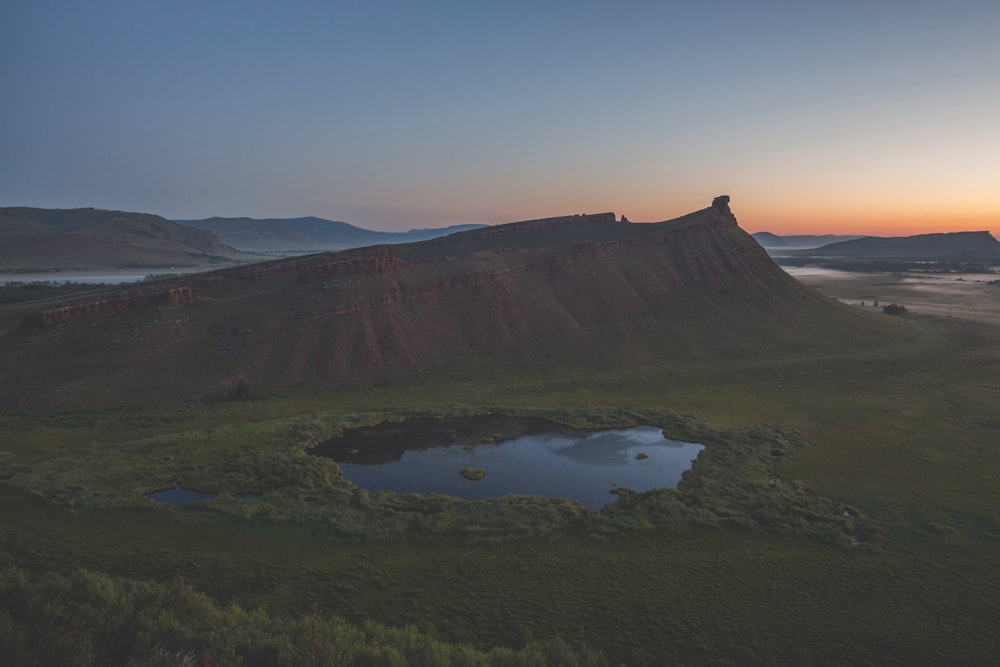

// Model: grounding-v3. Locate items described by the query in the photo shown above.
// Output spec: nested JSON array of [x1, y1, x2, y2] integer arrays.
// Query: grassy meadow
[[1, 271, 1000, 665]]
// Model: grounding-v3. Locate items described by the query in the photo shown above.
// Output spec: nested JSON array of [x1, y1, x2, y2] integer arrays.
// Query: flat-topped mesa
[[498, 211, 619, 229], [2, 193, 914, 407]]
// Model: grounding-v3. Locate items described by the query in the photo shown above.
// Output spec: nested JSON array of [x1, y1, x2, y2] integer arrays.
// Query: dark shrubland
[[0, 565, 609, 667]]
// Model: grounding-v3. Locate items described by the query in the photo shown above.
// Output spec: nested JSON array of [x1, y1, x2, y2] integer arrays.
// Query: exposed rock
[[22, 286, 197, 327]]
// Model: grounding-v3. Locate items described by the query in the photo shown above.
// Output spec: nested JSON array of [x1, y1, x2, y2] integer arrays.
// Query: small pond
[[147, 481, 216, 506], [146, 481, 261, 506], [308, 416, 704, 510]]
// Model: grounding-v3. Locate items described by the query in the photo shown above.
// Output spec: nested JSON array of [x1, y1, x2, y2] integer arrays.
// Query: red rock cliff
[[1, 198, 904, 406]]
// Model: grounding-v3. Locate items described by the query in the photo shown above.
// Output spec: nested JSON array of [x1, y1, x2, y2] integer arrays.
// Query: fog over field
[[785, 265, 1000, 325]]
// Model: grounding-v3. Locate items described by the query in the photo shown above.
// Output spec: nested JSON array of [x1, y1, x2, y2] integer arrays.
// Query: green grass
[[1, 488, 997, 665], [0, 561, 610, 667], [2, 314, 1000, 664]]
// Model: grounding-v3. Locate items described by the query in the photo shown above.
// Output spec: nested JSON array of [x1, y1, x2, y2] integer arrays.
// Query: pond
[[0, 268, 212, 284], [147, 481, 216, 506], [146, 481, 261, 506], [308, 416, 704, 510]]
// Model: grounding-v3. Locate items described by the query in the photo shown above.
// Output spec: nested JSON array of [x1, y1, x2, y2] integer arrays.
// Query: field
[[1, 269, 999, 665], [785, 265, 1000, 326]]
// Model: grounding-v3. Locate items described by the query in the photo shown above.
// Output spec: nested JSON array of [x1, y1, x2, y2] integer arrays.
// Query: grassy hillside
[[0, 207, 258, 270]]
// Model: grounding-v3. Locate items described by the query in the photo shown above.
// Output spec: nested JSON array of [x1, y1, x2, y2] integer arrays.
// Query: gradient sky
[[2, 1, 998, 235]]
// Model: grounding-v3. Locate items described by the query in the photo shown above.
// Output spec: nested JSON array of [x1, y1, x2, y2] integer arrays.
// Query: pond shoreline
[[309, 415, 703, 510]]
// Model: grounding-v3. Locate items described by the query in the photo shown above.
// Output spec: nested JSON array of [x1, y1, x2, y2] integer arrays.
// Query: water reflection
[[310, 417, 703, 510], [146, 481, 216, 506], [146, 481, 261, 506]]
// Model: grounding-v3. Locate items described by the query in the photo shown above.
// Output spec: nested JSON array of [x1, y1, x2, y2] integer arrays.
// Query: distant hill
[[801, 231, 1000, 259], [751, 232, 787, 247], [0, 196, 914, 407], [752, 232, 863, 249], [173, 216, 487, 252], [0, 207, 255, 270]]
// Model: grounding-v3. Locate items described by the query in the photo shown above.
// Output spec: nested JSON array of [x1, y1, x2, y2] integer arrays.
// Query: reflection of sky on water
[[147, 481, 216, 506], [0, 270, 208, 284], [337, 426, 703, 510], [147, 482, 259, 506]]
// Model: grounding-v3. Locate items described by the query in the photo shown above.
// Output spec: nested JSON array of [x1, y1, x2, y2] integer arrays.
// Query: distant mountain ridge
[[752, 232, 863, 249], [799, 231, 1000, 259], [173, 216, 487, 252], [0, 207, 253, 270]]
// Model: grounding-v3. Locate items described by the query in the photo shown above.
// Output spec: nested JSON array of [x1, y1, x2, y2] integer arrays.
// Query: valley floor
[[783, 264, 1000, 326], [2, 276, 999, 665]]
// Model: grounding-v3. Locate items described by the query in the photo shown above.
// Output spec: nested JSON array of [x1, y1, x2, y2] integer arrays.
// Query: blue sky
[[2, 1, 998, 234]]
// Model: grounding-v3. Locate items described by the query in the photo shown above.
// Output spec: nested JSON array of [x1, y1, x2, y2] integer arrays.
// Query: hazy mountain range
[[0, 207, 487, 272], [753, 230, 1000, 260], [751, 232, 865, 249], [173, 216, 487, 252], [0, 207, 254, 270], [794, 231, 1000, 259], [7, 206, 994, 274]]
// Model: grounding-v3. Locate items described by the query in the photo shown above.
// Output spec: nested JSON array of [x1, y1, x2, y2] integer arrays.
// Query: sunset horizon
[[2, 2, 997, 240]]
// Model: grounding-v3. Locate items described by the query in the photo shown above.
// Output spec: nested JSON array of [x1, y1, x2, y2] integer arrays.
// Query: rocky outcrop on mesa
[[0, 199, 915, 407]]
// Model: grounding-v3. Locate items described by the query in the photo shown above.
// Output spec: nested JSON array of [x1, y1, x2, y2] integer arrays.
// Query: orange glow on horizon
[[385, 191, 997, 240], [616, 199, 997, 239], [736, 210, 998, 238]]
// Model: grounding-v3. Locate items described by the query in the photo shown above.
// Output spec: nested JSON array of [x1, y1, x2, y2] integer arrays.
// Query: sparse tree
[[882, 303, 908, 316]]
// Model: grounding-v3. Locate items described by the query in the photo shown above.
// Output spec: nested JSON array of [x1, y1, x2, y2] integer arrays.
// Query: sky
[[1, 1, 998, 236]]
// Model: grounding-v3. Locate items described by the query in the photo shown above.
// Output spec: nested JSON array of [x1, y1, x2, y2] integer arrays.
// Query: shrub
[[882, 303, 908, 316]]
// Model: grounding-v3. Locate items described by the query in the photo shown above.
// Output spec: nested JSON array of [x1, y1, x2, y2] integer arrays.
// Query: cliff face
[[0, 199, 911, 406], [21, 287, 197, 327]]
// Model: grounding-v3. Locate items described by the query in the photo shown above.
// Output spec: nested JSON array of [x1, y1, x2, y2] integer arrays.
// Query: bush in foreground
[[0, 565, 609, 667]]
